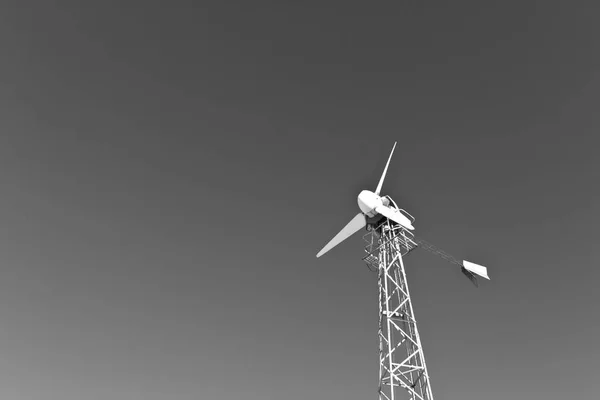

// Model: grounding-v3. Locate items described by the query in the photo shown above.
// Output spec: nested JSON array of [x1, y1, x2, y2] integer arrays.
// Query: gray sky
[[0, 1, 599, 399]]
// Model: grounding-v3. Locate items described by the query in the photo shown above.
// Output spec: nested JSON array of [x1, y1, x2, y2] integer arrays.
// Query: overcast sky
[[0, 1, 598, 399]]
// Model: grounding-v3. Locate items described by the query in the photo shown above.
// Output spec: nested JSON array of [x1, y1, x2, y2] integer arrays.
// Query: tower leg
[[376, 224, 434, 400]]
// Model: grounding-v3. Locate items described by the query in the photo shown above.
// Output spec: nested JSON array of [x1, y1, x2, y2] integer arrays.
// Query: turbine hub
[[358, 190, 382, 217]]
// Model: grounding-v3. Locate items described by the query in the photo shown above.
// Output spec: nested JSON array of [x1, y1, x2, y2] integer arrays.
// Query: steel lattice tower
[[363, 219, 434, 400]]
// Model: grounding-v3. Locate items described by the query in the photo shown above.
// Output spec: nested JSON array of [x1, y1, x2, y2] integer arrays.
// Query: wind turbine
[[316, 142, 490, 400]]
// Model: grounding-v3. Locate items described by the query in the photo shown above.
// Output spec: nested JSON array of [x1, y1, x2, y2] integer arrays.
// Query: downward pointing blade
[[374, 205, 414, 230], [316, 213, 366, 258], [375, 142, 397, 195]]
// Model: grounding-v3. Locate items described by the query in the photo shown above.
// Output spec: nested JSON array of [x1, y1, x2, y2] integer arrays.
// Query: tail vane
[[462, 260, 490, 280]]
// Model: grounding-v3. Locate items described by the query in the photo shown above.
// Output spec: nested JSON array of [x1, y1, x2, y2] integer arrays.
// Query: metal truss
[[363, 219, 434, 400]]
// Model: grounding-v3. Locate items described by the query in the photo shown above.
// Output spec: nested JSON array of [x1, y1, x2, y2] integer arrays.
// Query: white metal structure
[[316, 142, 490, 400]]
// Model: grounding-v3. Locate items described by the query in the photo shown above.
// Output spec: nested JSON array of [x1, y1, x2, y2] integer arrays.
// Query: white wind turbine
[[316, 142, 490, 400]]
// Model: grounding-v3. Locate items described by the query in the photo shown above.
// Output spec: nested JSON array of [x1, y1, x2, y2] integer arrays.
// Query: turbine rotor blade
[[375, 142, 397, 195], [316, 213, 366, 258], [374, 204, 414, 230]]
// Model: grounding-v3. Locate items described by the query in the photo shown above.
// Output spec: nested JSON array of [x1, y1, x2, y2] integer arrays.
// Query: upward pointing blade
[[316, 213, 366, 258], [375, 142, 397, 195]]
